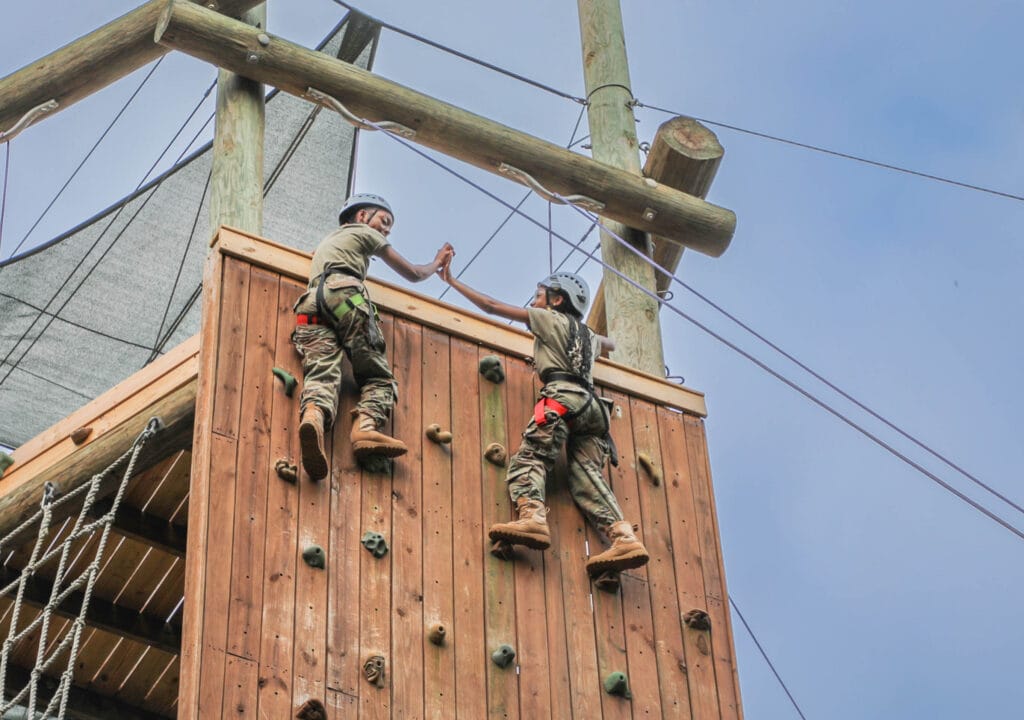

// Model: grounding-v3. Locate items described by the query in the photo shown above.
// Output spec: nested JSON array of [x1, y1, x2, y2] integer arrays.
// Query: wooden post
[[210, 4, 266, 236], [578, 0, 664, 376], [589, 116, 724, 332], [154, 0, 736, 254], [0, 0, 266, 136]]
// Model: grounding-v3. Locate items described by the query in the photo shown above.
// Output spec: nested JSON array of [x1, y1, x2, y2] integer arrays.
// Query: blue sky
[[3, 1, 1023, 717]]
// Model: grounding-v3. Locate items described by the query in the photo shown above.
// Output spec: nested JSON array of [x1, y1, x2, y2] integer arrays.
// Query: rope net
[[0, 417, 163, 719]]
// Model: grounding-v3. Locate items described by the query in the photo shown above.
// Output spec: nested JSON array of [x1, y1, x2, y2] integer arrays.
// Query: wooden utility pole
[[210, 4, 266, 235], [578, 0, 664, 376], [154, 0, 735, 253]]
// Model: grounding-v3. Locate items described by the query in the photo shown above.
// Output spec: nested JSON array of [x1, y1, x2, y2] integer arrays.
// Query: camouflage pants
[[291, 289, 396, 429], [506, 382, 623, 529]]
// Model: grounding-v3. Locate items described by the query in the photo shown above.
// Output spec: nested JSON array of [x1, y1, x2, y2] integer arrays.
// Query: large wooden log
[[0, 0, 266, 136], [589, 116, 725, 333], [155, 0, 736, 256], [578, 0, 665, 375]]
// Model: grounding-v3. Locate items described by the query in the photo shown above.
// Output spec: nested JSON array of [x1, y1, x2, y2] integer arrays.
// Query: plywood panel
[[682, 413, 742, 719], [601, 388, 662, 718], [479, 349, 519, 720], [630, 398, 693, 719], [449, 338, 486, 720], [390, 317, 425, 719], [420, 327, 456, 719], [256, 275, 302, 720]]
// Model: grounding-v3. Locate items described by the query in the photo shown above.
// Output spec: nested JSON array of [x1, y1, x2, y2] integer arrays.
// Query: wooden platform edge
[[213, 225, 708, 417]]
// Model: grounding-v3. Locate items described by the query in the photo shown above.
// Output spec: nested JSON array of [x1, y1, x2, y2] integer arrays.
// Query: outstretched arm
[[378, 243, 454, 282], [438, 260, 530, 324], [598, 334, 615, 354]]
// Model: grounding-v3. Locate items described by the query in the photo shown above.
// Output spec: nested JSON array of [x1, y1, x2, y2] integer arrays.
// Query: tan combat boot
[[488, 497, 551, 550], [350, 410, 408, 459], [585, 520, 650, 576], [299, 405, 329, 481]]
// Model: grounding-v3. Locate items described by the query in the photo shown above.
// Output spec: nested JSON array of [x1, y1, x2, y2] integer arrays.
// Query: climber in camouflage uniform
[[293, 194, 453, 481], [438, 260, 649, 577]]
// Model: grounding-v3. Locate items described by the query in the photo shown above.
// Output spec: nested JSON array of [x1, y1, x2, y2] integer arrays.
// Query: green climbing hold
[[272, 367, 297, 397], [491, 644, 516, 668], [302, 545, 326, 569], [0, 452, 13, 479], [478, 355, 505, 384], [361, 531, 388, 558], [604, 671, 631, 698]]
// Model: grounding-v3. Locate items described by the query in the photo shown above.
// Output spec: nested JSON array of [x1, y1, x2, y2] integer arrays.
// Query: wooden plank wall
[[181, 246, 742, 719]]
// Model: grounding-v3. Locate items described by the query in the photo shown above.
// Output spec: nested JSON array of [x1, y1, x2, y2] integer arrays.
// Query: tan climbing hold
[[275, 458, 298, 483], [484, 442, 507, 466], [425, 423, 453, 444], [637, 451, 662, 486]]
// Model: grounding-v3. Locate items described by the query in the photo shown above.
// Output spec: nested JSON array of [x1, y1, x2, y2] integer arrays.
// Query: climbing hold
[[364, 655, 385, 687], [603, 671, 631, 698], [361, 531, 389, 558], [0, 452, 14, 479], [425, 423, 453, 444], [683, 609, 711, 631], [490, 539, 515, 561], [295, 699, 327, 720], [478, 355, 505, 384], [275, 458, 298, 483], [302, 545, 326, 569], [491, 644, 516, 669], [592, 570, 621, 594], [484, 442, 507, 466], [637, 452, 662, 486], [70, 427, 93, 445], [272, 367, 298, 397], [358, 455, 392, 475], [427, 622, 447, 646]]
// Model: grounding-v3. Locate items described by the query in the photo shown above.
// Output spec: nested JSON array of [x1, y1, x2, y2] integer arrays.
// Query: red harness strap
[[534, 397, 570, 425]]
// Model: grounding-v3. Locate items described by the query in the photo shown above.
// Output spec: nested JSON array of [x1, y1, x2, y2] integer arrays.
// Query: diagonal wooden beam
[[0, 0, 266, 135], [154, 0, 736, 256]]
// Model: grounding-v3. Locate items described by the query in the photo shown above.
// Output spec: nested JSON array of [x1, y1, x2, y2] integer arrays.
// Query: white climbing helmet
[[338, 193, 393, 224], [539, 272, 590, 315]]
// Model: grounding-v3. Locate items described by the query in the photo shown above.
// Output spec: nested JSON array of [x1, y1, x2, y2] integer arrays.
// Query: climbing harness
[[313, 266, 385, 351]]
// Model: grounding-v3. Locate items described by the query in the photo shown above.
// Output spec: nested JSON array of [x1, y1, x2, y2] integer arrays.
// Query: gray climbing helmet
[[539, 272, 590, 316], [338, 193, 393, 224]]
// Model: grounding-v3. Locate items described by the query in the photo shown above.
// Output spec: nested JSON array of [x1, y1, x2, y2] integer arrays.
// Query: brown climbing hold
[[428, 622, 447, 646], [637, 452, 662, 486], [490, 538, 515, 561], [70, 427, 93, 445], [592, 570, 621, 594], [425, 423, 453, 444], [683, 608, 711, 631], [275, 458, 298, 483], [484, 442, 507, 466], [296, 699, 327, 720], [364, 655, 385, 687]]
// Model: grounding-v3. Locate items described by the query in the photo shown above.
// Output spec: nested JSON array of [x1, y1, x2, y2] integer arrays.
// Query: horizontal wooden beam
[[90, 497, 188, 557], [0, 0, 265, 135], [0, 566, 181, 655], [2, 660, 172, 720], [155, 0, 736, 256]]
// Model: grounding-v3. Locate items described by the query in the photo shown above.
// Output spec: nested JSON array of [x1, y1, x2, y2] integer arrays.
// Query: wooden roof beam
[[90, 497, 188, 557], [154, 0, 736, 256], [0, 0, 266, 135], [0, 566, 181, 654], [2, 662, 172, 720]]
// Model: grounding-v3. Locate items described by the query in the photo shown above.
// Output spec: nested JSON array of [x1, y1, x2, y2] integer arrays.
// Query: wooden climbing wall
[[178, 227, 743, 719]]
